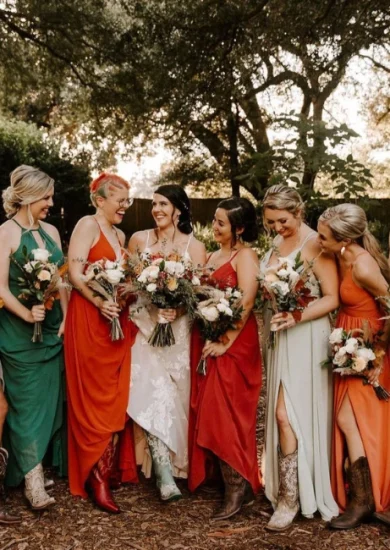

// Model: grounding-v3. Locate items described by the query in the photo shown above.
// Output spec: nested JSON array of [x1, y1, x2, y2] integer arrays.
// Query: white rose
[[277, 268, 289, 279], [146, 283, 157, 292], [220, 298, 229, 306], [105, 269, 124, 285], [334, 349, 348, 366], [105, 260, 117, 270], [137, 273, 147, 283], [217, 303, 227, 313], [32, 248, 50, 263], [164, 261, 177, 275], [344, 338, 359, 354], [201, 306, 219, 322], [192, 276, 200, 286], [224, 307, 233, 317], [37, 269, 52, 281], [225, 287, 233, 296], [271, 281, 290, 296], [233, 290, 242, 299], [329, 328, 344, 345], [146, 266, 160, 280], [288, 271, 301, 285], [356, 347, 376, 362], [352, 356, 368, 373], [174, 262, 185, 276], [24, 263, 33, 273]]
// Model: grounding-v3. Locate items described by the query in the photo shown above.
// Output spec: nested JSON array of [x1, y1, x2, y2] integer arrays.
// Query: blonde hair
[[2, 165, 54, 222], [262, 184, 305, 232], [89, 172, 130, 208], [319, 203, 390, 284]]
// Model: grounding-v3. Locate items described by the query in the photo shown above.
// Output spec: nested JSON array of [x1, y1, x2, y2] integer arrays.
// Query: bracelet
[[291, 310, 302, 323]]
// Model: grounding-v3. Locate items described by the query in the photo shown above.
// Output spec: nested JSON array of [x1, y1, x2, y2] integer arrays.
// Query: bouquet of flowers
[[324, 326, 390, 401], [82, 258, 126, 341], [258, 252, 317, 347], [12, 247, 67, 343], [128, 251, 199, 347], [194, 285, 243, 375]]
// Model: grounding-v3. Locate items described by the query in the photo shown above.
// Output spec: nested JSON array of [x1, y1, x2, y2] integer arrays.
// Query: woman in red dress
[[65, 173, 136, 513], [318, 204, 390, 529], [189, 197, 262, 521]]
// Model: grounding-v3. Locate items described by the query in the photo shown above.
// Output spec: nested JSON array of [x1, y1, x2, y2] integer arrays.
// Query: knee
[[275, 405, 290, 431], [336, 409, 353, 435]]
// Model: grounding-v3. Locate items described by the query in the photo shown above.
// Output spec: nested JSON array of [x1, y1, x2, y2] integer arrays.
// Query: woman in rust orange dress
[[65, 173, 137, 513], [189, 197, 262, 521], [318, 204, 390, 529]]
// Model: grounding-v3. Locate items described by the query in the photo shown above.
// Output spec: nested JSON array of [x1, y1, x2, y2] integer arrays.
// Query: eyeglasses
[[115, 198, 134, 207]]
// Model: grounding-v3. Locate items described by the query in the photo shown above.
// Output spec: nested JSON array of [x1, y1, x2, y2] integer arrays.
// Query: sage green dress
[[0, 220, 65, 486]]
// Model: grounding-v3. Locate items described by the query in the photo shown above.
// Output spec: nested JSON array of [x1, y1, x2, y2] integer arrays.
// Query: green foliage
[[0, 116, 91, 238]]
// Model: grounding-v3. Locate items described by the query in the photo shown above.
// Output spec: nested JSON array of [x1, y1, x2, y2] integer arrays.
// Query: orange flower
[[167, 278, 178, 291]]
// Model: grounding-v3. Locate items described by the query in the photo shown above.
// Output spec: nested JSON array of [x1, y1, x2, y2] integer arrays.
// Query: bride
[[127, 184, 206, 501]]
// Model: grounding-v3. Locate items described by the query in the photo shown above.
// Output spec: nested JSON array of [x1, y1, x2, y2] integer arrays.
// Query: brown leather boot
[[374, 510, 390, 526], [330, 456, 374, 530], [0, 448, 21, 524], [212, 461, 250, 521]]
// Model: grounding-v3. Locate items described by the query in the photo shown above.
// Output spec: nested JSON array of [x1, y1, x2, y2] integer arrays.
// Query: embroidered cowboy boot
[[212, 460, 252, 521], [147, 433, 182, 502]]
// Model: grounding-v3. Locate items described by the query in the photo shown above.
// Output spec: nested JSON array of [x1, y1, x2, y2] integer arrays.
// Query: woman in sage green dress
[[0, 165, 67, 511]]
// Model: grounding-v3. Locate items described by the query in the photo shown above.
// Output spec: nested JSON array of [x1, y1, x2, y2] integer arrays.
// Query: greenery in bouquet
[[82, 258, 126, 341], [258, 251, 316, 346], [323, 326, 390, 401], [127, 251, 200, 347], [12, 246, 67, 342], [194, 285, 244, 375]]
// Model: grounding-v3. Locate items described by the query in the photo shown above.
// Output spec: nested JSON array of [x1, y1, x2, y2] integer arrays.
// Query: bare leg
[[0, 387, 8, 445], [336, 393, 365, 463], [276, 385, 297, 456]]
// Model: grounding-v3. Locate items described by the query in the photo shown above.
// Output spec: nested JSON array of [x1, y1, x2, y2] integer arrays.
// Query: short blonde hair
[[262, 184, 304, 231], [2, 165, 54, 219], [89, 172, 130, 208]]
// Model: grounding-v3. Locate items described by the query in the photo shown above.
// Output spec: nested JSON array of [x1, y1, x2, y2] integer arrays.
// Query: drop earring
[[340, 246, 346, 256]]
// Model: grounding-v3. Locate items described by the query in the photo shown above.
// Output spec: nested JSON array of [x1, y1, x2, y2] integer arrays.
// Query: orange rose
[[167, 278, 178, 291]]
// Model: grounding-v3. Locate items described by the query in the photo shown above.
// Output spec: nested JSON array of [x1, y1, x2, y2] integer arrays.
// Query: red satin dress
[[65, 228, 138, 497], [188, 258, 262, 492], [331, 265, 390, 512]]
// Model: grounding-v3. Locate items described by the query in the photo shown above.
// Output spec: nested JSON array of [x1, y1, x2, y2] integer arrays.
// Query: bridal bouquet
[[128, 251, 199, 347], [195, 285, 243, 375], [258, 252, 316, 346], [12, 247, 67, 342], [324, 327, 390, 401], [82, 258, 126, 341]]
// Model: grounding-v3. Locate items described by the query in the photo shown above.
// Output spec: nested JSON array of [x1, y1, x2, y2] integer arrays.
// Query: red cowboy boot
[[86, 442, 120, 514]]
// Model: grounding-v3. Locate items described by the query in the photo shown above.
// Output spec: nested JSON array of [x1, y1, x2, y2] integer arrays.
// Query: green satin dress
[[0, 220, 65, 486]]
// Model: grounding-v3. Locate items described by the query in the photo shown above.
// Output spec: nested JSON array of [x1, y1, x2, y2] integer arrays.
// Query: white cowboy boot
[[147, 433, 182, 502], [266, 448, 300, 531], [24, 463, 56, 510]]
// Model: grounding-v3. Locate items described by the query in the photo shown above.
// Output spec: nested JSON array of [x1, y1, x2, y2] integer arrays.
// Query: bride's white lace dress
[[127, 235, 192, 479]]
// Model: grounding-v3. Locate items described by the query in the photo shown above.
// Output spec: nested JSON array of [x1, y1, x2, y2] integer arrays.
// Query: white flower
[[225, 287, 233, 296], [200, 306, 219, 322], [164, 261, 177, 275], [224, 307, 233, 316], [217, 303, 228, 313], [139, 265, 159, 282], [105, 269, 124, 285], [329, 328, 344, 345], [277, 268, 289, 279], [288, 271, 301, 285], [219, 298, 229, 306], [192, 276, 200, 286], [352, 356, 368, 373], [356, 347, 376, 363], [344, 338, 359, 354], [24, 262, 33, 273], [334, 349, 348, 366], [32, 248, 50, 262], [105, 260, 117, 270], [233, 290, 242, 299], [146, 283, 157, 292], [37, 269, 52, 282], [271, 281, 290, 296], [174, 262, 185, 276]]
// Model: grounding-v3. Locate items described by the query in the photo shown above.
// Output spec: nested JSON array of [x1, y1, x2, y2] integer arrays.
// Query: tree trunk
[[227, 108, 240, 197]]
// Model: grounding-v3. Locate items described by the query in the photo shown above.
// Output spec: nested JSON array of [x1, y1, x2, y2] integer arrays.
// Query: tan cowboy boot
[[266, 448, 300, 531], [24, 463, 56, 511]]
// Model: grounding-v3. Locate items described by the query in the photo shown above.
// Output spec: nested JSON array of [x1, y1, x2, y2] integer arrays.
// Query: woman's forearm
[[300, 295, 339, 323], [0, 286, 32, 322]]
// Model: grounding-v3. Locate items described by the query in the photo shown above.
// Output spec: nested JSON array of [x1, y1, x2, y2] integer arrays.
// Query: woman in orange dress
[[318, 204, 390, 529], [189, 197, 262, 521], [65, 173, 136, 514]]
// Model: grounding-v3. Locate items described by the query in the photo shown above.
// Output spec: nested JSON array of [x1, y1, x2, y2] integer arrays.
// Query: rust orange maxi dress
[[188, 258, 262, 493], [65, 229, 137, 497], [331, 266, 390, 512]]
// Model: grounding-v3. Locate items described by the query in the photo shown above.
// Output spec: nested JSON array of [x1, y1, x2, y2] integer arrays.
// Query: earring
[[341, 246, 346, 256]]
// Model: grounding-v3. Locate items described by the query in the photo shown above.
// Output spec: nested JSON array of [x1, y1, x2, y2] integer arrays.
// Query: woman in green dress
[[0, 165, 67, 510]]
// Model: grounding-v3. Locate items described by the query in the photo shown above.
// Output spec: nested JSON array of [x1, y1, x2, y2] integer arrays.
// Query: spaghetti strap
[[184, 233, 193, 255], [230, 248, 245, 262], [145, 230, 151, 249], [205, 251, 215, 265], [11, 219, 24, 230], [298, 232, 316, 252]]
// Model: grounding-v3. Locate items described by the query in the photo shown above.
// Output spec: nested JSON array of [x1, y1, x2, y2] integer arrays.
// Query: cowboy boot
[[147, 433, 182, 502], [266, 448, 300, 531], [0, 448, 21, 524], [330, 456, 374, 530], [24, 463, 56, 511], [374, 510, 390, 526], [86, 441, 120, 514], [212, 460, 252, 521]]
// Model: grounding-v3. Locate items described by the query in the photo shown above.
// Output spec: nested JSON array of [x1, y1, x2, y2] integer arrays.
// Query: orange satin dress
[[331, 266, 390, 512], [65, 229, 137, 497]]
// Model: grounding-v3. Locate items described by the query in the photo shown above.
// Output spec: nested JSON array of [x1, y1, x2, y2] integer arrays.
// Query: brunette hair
[[154, 184, 192, 234], [319, 203, 390, 284], [217, 197, 259, 245]]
